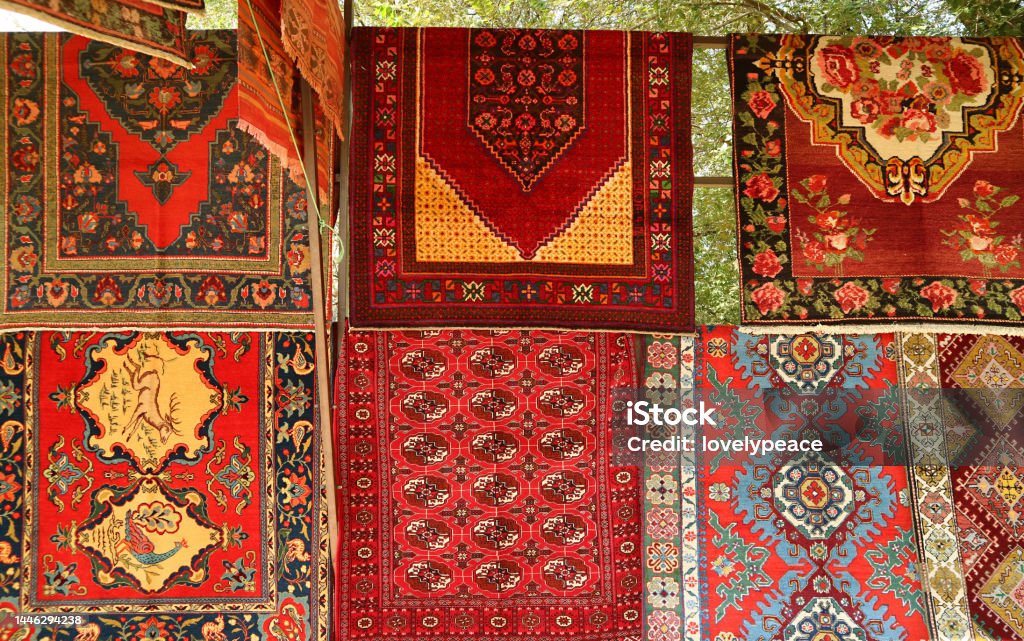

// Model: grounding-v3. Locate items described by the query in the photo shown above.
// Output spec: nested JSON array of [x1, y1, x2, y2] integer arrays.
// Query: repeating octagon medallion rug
[[1, 32, 315, 330], [336, 329, 643, 640], [732, 35, 1024, 332], [348, 28, 694, 332], [898, 332, 1024, 641], [0, 330, 329, 638]]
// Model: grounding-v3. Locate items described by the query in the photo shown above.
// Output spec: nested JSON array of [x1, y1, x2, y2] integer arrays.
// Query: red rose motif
[[833, 282, 870, 314], [746, 90, 777, 119], [850, 97, 881, 124], [807, 175, 828, 193], [752, 249, 783, 278], [1010, 286, 1024, 313], [765, 139, 782, 157], [743, 173, 779, 202], [974, 180, 995, 197], [816, 45, 860, 88], [945, 51, 986, 96], [750, 282, 786, 316], [766, 215, 787, 233], [996, 244, 1019, 266], [797, 279, 814, 295], [920, 281, 958, 313], [969, 279, 987, 296], [803, 241, 826, 264], [901, 109, 937, 133], [881, 278, 901, 295]]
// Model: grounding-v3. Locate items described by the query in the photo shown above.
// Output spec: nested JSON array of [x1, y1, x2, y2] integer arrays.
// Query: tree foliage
[[190, 0, 1024, 325]]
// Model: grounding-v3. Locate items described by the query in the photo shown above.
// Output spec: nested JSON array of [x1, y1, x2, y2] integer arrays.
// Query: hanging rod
[[694, 176, 733, 187], [693, 35, 729, 49]]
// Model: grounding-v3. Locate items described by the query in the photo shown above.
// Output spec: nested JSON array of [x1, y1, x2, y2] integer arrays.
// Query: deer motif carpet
[[732, 35, 1024, 331], [1, 32, 315, 330], [348, 28, 694, 332], [0, 330, 329, 639]]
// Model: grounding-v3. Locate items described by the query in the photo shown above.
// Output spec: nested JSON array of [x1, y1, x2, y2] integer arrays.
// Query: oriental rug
[[641, 334, 696, 641], [349, 28, 694, 332], [646, 327, 930, 641], [238, 0, 298, 174], [280, 0, 345, 138], [0, 0, 191, 66], [336, 329, 643, 640], [0, 330, 329, 638], [898, 332, 1024, 641], [1, 32, 316, 330], [237, 0, 337, 251], [732, 35, 1024, 332]]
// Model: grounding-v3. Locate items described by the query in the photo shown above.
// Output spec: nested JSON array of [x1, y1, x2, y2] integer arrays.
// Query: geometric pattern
[[634, 328, 1024, 641], [901, 332, 1024, 641], [1, 32, 315, 330], [349, 28, 694, 332], [2, 330, 328, 639], [336, 329, 642, 640], [644, 327, 932, 641], [642, 334, 698, 641], [732, 34, 1024, 330]]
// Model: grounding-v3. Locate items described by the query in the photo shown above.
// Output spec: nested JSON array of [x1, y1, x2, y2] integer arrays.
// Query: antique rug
[[1, 32, 316, 330], [238, 0, 299, 175], [349, 28, 694, 332], [732, 35, 1024, 332], [238, 0, 337, 267], [640, 327, 931, 641], [0, 0, 191, 66], [336, 329, 643, 640], [280, 0, 346, 138], [0, 330, 328, 637], [898, 332, 1024, 641], [641, 334, 697, 641]]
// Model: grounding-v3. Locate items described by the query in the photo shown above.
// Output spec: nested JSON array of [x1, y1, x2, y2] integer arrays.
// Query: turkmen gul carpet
[[1, 330, 328, 638], [732, 35, 1024, 332], [336, 329, 643, 640], [349, 28, 694, 332], [1, 32, 315, 329]]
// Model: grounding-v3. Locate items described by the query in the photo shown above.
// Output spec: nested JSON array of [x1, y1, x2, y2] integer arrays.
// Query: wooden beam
[[693, 35, 729, 49], [694, 175, 733, 187], [300, 79, 339, 557]]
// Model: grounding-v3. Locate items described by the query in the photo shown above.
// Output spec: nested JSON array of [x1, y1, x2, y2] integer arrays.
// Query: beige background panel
[[414, 158, 633, 265]]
